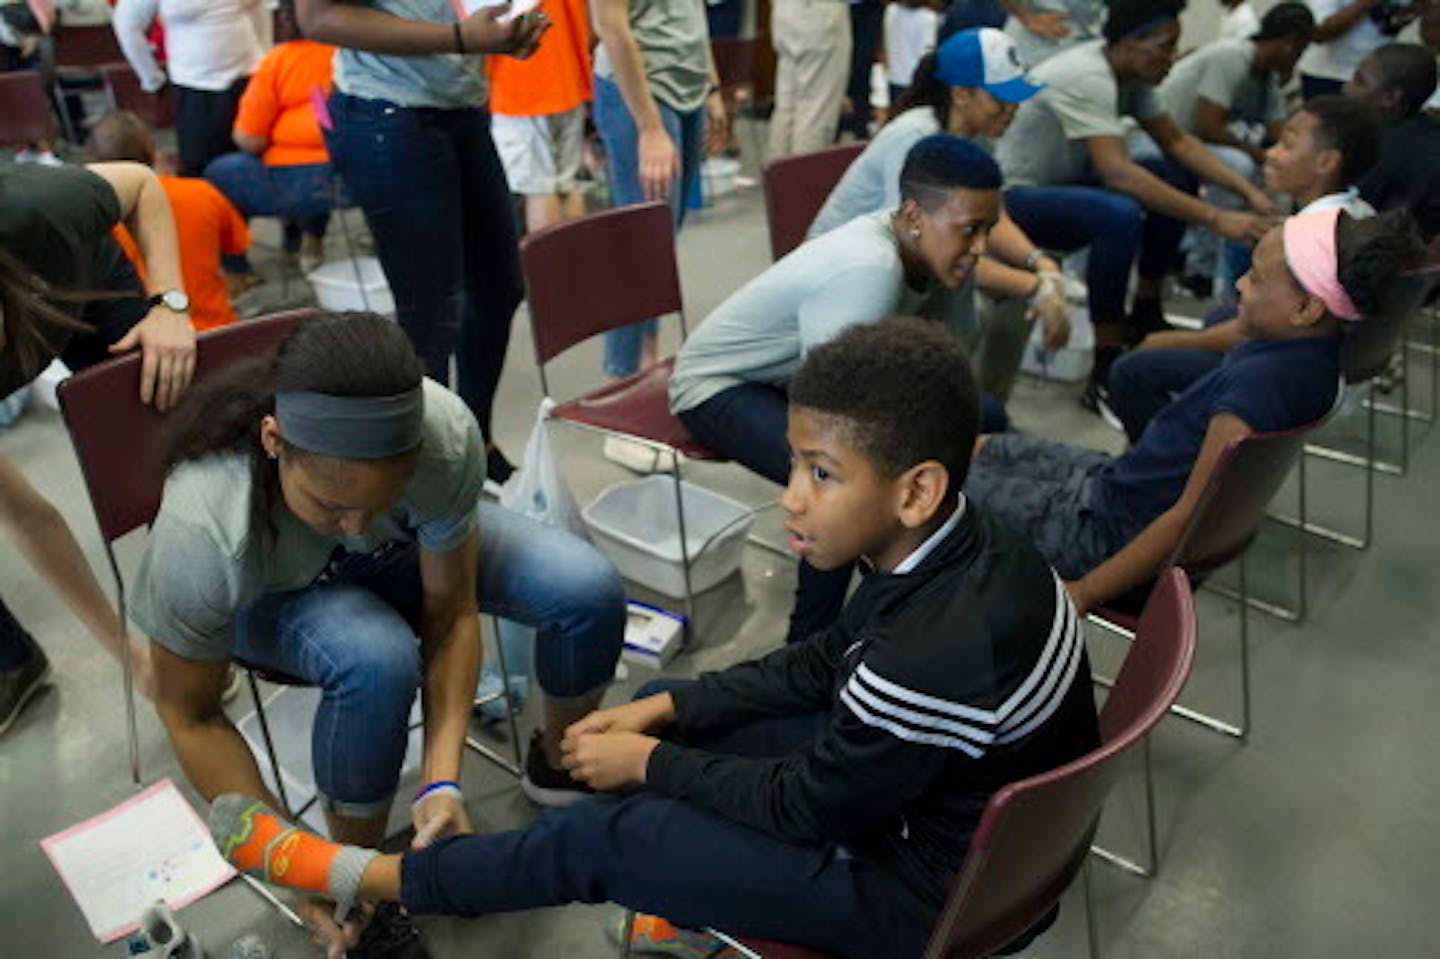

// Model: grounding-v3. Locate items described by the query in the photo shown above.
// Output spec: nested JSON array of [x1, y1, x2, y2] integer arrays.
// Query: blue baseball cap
[[933, 28, 1045, 104]]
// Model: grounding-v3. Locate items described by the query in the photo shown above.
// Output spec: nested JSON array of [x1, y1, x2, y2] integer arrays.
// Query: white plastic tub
[[236, 685, 422, 839], [1021, 305, 1095, 383], [307, 256, 395, 315], [702, 157, 741, 198], [582, 476, 754, 598]]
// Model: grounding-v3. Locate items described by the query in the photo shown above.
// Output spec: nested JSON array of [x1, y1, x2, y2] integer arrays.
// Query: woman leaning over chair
[[133, 312, 625, 955]]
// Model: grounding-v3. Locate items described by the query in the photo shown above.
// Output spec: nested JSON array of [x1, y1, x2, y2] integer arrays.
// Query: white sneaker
[[602, 436, 682, 474]]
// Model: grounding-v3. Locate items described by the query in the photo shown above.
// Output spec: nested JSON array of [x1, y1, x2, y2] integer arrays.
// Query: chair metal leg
[[246, 671, 293, 818], [465, 616, 524, 779], [107, 550, 142, 786], [670, 454, 697, 638], [1082, 858, 1101, 959], [1089, 734, 1157, 878]]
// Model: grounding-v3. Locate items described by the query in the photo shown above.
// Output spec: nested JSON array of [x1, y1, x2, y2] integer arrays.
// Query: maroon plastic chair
[[761, 142, 866, 260], [677, 571, 1197, 959], [50, 23, 128, 141], [101, 63, 174, 130], [56, 310, 317, 785], [0, 71, 59, 148], [1085, 417, 1325, 877], [520, 202, 726, 620]]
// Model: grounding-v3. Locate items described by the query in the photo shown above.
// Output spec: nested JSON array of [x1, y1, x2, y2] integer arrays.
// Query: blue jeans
[[1003, 185, 1142, 329], [397, 680, 928, 958], [324, 93, 523, 440], [592, 75, 705, 377], [204, 152, 338, 251], [231, 502, 625, 817], [679, 382, 1008, 645]]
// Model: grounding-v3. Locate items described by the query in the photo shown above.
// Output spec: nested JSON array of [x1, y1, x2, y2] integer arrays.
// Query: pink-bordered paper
[[41, 779, 236, 943]]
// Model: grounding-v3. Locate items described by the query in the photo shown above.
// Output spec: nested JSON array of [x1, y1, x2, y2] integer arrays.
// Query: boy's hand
[[563, 693, 676, 744], [561, 732, 660, 790], [460, 5, 549, 58]]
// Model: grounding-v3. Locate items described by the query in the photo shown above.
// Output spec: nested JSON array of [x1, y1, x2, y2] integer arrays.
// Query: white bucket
[[307, 256, 395, 315]]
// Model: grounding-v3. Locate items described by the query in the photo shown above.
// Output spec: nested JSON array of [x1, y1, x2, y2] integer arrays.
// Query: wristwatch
[[148, 288, 190, 313]]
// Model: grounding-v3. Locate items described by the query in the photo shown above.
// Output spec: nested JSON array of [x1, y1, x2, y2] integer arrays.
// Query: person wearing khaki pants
[[769, 0, 852, 156]]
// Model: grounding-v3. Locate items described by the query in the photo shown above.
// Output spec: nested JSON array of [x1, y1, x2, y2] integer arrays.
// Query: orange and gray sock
[[208, 794, 376, 917]]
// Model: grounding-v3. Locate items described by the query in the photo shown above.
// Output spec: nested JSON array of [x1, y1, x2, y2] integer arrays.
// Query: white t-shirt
[[670, 211, 974, 413], [113, 0, 270, 92], [1296, 0, 1388, 82], [1219, 1, 1261, 42], [809, 106, 944, 238], [885, 5, 940, 88]]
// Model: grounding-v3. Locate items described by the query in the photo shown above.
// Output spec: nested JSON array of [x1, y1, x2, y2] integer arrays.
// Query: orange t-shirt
[[115, 176, 250, 332], [233, 39, 336, 167], [487, 0, 592, 117]]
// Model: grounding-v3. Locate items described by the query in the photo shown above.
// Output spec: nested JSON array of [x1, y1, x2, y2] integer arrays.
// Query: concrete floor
[[5, 124, 1440, 957]]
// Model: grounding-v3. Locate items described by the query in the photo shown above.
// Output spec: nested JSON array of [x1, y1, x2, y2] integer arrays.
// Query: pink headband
[[1282, 208, 1361, 322]]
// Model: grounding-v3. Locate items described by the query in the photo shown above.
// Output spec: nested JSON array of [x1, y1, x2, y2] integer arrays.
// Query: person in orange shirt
[[487, 0, 592, 233], [91, 111, 250, 331], [205, 7, 337, 272]]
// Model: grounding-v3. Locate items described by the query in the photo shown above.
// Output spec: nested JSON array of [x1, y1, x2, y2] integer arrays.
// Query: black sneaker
[[520, 730, 595, 808], [350, 903, 429, 959], [483, 447, 515, 498], [0, 638, 50, 737]]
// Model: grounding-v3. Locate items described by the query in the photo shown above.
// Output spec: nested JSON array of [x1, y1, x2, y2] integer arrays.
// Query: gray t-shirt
[[1158, 40, 1284, 133], [594, 0, 711, 113], [131, 380, 485, 660], [1002, 0, 1106, 69], [333, 0, 485, 109], [997, 39, 1164, 187], [809, 107, 943, 239], [669, 211, 975, 413]]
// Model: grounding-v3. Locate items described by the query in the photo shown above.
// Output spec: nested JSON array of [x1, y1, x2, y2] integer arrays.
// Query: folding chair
[[56, 308, 522, 797], [50, 23, 127, 142], [633, 570, 1196, 959], [519, 202, 725, 624], [760, 142, 866, 260], [0, 71, 58, 148], [100, 63, 173, 130], [1085, 416, 1325, 877]]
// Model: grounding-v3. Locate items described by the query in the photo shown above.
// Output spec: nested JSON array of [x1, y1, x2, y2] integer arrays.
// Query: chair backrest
[[1341, 266, 1440, 384], [53, 24, 126, 69], [57, 309, 318, 544], [1169, 419, 1321, 575], [761, 142, 866, 260], [925, 570, 1197, 959], [519, 201, 683, 366], [0, 72, 58, 148], [710, 37, 759, 92], [101, 63, 175, 129]]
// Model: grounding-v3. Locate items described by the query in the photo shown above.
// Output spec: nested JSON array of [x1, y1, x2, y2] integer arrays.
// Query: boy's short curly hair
[[1298, 95, 1382, 186], [1103, 0, 1187, 43], [789, 317, 980, 492]]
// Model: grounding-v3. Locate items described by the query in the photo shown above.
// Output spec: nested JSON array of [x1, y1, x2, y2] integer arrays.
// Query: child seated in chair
[[964, 208, 1422, 616], [89, 110, 251, 331], [208, 317, 1100, 959]]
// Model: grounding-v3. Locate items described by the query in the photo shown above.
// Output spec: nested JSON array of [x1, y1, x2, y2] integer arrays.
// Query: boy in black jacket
[[208, 317, 1100, 959]]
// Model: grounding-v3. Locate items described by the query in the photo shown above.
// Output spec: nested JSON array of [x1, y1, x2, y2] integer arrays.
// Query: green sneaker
[[0, 639, 50, 736]]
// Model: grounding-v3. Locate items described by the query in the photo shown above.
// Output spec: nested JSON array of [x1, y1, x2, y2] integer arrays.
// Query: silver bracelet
[[1024, 249, 1047, 272]]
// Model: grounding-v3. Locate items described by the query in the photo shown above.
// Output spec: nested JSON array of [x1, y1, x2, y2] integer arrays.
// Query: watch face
[[161, 289, 190, 312]]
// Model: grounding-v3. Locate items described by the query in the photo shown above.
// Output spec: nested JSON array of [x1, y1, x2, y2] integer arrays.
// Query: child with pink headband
[[960, 207, 1423, 615]]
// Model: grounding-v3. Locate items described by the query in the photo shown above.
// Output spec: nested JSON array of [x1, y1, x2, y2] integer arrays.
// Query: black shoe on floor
[[520, 730, 595, 808], [483, 447, 516, 497], [1178, 273, 1213, 300], [0, 637, 50, 737], [350, 903, 429, 959]]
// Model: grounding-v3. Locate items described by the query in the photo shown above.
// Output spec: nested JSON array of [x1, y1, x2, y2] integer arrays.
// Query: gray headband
[[275, 387, 425, 460]]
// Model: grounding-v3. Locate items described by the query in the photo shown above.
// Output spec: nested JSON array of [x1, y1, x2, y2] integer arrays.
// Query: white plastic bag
[[477, 400, 588, 722]]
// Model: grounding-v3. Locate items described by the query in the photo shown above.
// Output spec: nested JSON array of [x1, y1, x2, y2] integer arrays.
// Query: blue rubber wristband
[[413, 779, 462, 804]]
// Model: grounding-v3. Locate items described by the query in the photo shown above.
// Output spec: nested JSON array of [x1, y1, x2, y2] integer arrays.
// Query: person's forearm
[[1314, 0, 1378, 41], [113, 0, 166, 91], [296, 0, 453, 54], [112, 167, 185, 294], [1075, 508, 1187, 609], [419, 615, 482, 785], [977, 257, 1042, 299], [1169, 133, 1263, 200], [985, 213, 1057, 271], [595, 22, 665, 133], [1100, 158, 1221, 226], [0, 465, 124, 655], [161, 711, 280, 805]]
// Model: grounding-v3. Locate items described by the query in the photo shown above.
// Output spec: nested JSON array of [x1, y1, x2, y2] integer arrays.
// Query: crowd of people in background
[[3, 0, 1440, 956]]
